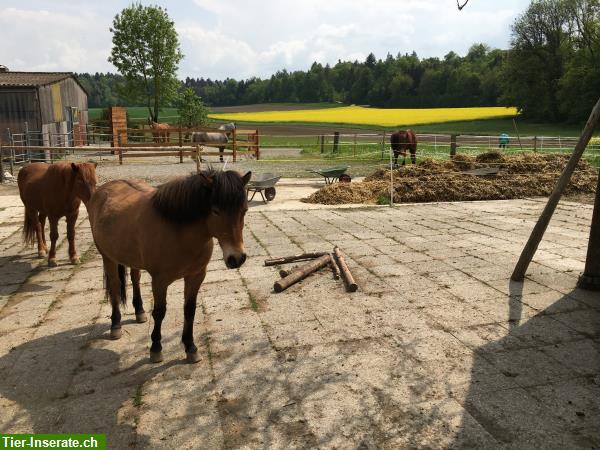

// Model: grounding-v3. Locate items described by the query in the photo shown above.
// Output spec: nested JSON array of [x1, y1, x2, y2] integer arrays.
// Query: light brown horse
[[87, 169, 251, 363], [18, 162, 97, 267], [149, 119, 170, 143]]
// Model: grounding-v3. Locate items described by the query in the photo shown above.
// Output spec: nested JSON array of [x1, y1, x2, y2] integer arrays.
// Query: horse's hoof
[[70, 257, 80, 265], [37, 251, 46, 258], [150, 351, 163, 363], [48, 259, 57, 268], [110, 327, 122, 340], [186, 352, 201, 364], [135, 312, 148, 323]]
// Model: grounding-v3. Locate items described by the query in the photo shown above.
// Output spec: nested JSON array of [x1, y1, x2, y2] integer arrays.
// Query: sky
[[0, 0, 531, 80]]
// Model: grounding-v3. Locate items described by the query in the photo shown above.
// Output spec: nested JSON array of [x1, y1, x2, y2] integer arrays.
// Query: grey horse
[[191, 123, 235, 162]]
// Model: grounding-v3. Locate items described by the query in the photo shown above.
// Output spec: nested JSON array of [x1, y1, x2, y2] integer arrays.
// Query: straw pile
[[303, 153, 598, 205]]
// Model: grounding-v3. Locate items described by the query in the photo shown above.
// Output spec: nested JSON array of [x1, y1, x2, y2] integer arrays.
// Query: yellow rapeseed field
[[208, 105, 518, 127]]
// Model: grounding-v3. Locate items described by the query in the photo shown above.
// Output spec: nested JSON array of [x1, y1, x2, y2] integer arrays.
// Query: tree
[[176, 88, 208, 128], [108, 4, 183, 122]]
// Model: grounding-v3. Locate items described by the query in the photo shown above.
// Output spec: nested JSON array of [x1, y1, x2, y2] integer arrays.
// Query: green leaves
[[108, 4, 183, 121], [176, 88, 209, 128]]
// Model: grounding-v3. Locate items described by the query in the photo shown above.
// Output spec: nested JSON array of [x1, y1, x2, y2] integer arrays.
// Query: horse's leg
[[131, 269, 147, 323], [410, 148, 417, 165], [47, 216, 59, 267], [66, 210, 79, 264], [150, 278, 168, 363], [182, 271, 206, 363], [393, 150, 399, 166], [103, 256, 123, 339], [402, 150, 407, 166], [38, 213, 47, 254]]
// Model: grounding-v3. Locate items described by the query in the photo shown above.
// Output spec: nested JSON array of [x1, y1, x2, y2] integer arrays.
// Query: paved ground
[[0, 190, 599, 449]]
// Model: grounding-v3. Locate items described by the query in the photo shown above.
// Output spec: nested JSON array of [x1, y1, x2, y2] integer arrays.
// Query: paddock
[[0, 173, 598, 448]]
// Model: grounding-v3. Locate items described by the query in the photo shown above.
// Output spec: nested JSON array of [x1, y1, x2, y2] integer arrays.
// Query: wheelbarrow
[[247, 173, 281, 203], [308, 165, 351, 184]]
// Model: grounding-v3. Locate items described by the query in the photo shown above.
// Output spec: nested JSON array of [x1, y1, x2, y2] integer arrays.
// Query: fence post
[[320, 135, 324, 154], [381, 131, 386, 160], [333, 132, 340, 154], [232, 128, 237, 162], [255, 130, 260, 160], [533, 136, 538, 153], [118, 134, 123, 165], [8, 129, 14, 175], [577, 169, 600, 290], [450, 134, 457, 157], [0, 145, 4, 183], [353, 134, 357, 157], [24, 122, 31, 162]]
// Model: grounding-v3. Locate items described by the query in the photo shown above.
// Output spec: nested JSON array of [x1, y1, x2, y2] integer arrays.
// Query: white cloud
[[0, 0, 530, 79]]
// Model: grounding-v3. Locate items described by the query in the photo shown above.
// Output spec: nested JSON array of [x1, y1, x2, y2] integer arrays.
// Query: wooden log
[[333, 247, 358, 292], [511, 96, 600, 281], [274, 254, 331, 293], [264, 252, 328, 267], [279, 266, 296, 278], [330, 253, 340, 280]]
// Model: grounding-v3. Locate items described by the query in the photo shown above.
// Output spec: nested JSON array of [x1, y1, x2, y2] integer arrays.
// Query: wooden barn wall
[[38, 78, 88, 127], [0, 88, 40, 142]]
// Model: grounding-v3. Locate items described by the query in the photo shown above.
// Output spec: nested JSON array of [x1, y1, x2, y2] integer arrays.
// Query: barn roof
[[0, 72, 75, 88]]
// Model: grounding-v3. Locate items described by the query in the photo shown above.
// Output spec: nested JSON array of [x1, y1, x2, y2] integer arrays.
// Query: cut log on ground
[[330, 253, 340, 280], [265, 252, 328, 267], [274, 254, 332, 293], [333, 247, 358, 292]]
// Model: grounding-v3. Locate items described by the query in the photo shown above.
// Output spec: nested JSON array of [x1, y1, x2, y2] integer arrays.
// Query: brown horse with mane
[[87, 169, 251, 363], [390, 129, 418, 165], [149, 119, 170, 143], [18, 162, 97, 266]]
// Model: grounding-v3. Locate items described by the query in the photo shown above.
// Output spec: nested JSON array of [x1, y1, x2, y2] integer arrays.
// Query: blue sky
[[1, 0, 531, 79]]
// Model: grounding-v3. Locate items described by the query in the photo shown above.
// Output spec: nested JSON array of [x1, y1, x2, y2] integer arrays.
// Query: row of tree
[[88, 0, 600, 124]]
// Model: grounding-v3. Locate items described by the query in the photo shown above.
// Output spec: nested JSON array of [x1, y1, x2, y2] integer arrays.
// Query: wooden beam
[[264, 252, 328, 267], [511, 96, 600, 281], [577, 170, 600, 290], [333, 247, 358, 292], [274, 254, 331, 293]]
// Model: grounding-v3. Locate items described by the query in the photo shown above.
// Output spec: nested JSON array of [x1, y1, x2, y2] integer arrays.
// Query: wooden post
[[118, 134, 123, 165], [232, 128, 237, 162], [450, 134, 457, 157], [0, 145, 4, 183], [333, 132, 340, 154], [330, 253, 340, 280], [381, 131, 386, 160], [255, 130, 260, 160], [195, 145, 201, 173], [274, 254, 331, 293], [577, 170, 600, 290], [333, 247, 358, 292], [320, 135, 325, 154], [533, 136, 538, 153], [353, 134, 357, 157], [512, 96, 600, 281]]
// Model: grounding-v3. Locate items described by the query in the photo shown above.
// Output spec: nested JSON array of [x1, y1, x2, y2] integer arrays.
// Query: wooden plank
[[274, 254, 332, 293]]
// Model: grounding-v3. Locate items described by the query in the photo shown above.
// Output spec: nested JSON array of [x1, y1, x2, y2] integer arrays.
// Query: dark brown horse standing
[[87, 169, 251, 363], [390, 130, 418, 165], [18, 162, 97, 266]]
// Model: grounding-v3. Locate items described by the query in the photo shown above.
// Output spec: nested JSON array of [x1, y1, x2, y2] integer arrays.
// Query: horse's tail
[[104, 263, 128, 306], [22, 209, 37, 247]]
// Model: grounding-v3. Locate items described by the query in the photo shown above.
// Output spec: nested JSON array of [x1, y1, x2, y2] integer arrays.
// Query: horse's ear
[[242, 171, 252, 186], [71, 163, 79, 173]]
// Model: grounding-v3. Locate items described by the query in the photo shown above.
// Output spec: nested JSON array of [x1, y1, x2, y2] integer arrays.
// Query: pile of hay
[[303, 153, 598, 205]]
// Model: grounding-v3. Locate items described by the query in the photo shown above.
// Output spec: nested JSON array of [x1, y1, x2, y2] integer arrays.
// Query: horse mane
[[152, 169, 247, 223]]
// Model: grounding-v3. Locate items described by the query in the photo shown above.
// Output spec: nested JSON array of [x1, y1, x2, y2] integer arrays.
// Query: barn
[[0, 67, 88, 146]]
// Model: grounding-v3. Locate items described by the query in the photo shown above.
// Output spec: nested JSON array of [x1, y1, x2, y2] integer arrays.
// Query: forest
[[77, 0, 600, 123]]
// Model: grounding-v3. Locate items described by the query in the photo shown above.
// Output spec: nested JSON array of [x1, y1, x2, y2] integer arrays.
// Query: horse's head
[[71, 162, 97, 203], [218, 122, 236, 137], [152, 169, 251, 269], [205, 170, 251, 268]]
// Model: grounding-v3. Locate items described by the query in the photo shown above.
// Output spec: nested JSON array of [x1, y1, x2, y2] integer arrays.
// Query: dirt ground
[[0, 164, 599, 448]]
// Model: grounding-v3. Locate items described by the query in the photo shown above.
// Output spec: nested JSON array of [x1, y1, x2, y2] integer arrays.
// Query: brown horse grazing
[[87, 169, 251, 363], [390, 129, 418, 165], [18, 162, 97, 267], [149, 119, 170, 143]]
